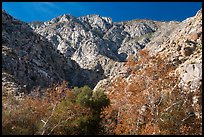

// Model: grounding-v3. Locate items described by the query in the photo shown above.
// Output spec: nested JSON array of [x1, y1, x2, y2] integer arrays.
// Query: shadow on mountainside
[[67, 61, 106, 89], [2, 10, 106, 95]]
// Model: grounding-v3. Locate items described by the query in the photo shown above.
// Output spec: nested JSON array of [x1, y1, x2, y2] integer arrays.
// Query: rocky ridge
[[2, 9, 202, 99], [94, 9, 202, 93], [29, 14, 170, 77]]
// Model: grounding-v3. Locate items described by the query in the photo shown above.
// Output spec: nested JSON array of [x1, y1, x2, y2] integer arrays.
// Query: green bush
[[91, 89, 110, 111], [76, 85, 93, 107]]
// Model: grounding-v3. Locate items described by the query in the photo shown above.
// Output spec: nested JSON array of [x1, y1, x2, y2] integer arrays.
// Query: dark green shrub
[[91, 89, 110, 111], [76, 85, 92, 107]]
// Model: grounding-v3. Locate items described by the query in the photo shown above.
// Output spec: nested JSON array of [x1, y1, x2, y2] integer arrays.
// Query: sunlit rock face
[[29, 12, 173, 79]]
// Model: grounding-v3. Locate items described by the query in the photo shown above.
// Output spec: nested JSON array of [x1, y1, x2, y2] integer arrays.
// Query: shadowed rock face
[[2, 10, 106, 95], [2, 10, 69, 93]]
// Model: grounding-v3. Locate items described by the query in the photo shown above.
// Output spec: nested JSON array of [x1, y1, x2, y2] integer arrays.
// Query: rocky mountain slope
[[2, 10, 70, 95], [2, 10, 105, 96], [2, 8, 202, 135], [2, 9, 202, 99], [29, 14, 173, 77], [94, 9, 202, 92]]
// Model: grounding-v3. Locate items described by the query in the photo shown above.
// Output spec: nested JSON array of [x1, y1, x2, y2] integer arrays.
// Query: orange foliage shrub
[[100, 49, 202, 135]]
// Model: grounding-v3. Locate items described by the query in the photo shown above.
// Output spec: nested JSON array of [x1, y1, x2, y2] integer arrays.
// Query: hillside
[[2, 9, 202, 135]]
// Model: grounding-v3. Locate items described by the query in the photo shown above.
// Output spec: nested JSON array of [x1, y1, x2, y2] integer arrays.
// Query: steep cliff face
[[145, 8, 202, 89]]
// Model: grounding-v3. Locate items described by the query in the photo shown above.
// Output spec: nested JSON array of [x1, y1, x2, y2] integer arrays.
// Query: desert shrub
[[2, 81, 110, 135], [43, 101, 93, 135], [100, 49, 202, 135], [72, 87, 82, 98], [2, 95, 50, 135], [76, 85, 93, 107], [91, 89, 110, 111]]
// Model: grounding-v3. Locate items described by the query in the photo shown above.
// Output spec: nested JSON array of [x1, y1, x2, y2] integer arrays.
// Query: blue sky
[[2, 2, 202, 23]]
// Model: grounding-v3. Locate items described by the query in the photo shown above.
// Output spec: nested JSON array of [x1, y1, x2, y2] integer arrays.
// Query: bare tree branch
[[165, 101, 180, 112], [181, 113, 195, 122], [41, 102, 57, 135], [47, 111, 75, 135]]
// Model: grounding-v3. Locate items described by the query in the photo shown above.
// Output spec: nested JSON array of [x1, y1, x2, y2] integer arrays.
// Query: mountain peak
[[59, 13, 75, 21], [78, 14, 112, 23]]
